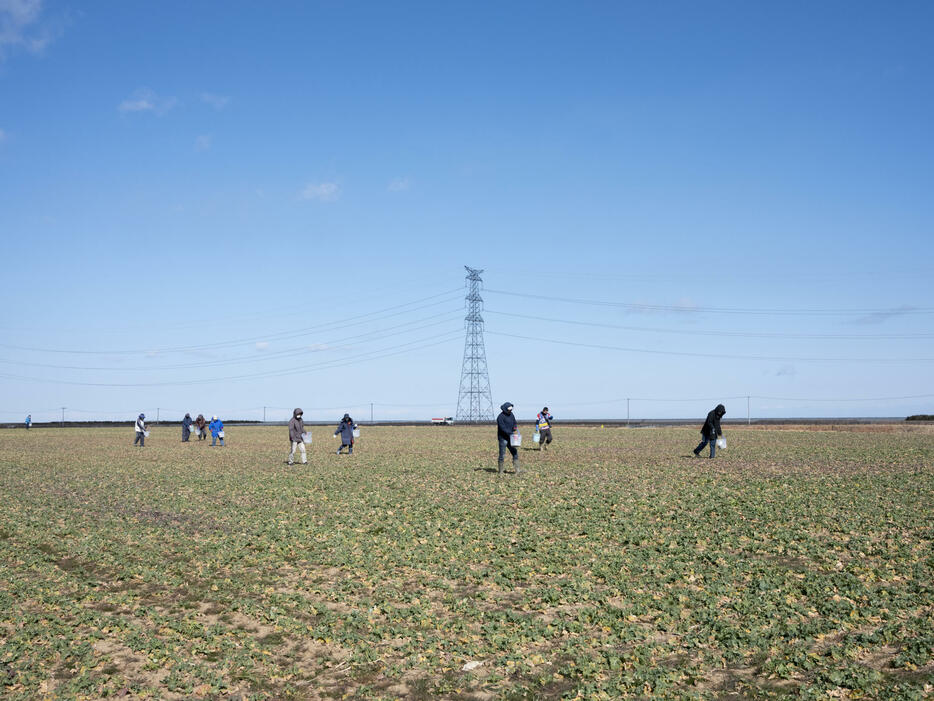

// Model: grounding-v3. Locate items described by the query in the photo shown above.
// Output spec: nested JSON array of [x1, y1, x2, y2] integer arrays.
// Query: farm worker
[[181, 413, 193, 442], [25, 414, 31, 430], [334, 413, 357, 455], [694, 404, 726, 458], [209, 415, 225, 446], [194, 414, 207, 441], [496, 402, 520, 475], [536, 407, 554, 451], [288, 408, 308, 465], [134, 413, 147, 447]]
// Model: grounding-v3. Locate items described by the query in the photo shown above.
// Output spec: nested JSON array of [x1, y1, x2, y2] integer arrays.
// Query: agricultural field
[[0, 424, 932, 700]]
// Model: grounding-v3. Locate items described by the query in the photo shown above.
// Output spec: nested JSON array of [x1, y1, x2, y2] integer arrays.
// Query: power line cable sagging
[[484, 288, 934, 316], [0, 287, 466, 387]]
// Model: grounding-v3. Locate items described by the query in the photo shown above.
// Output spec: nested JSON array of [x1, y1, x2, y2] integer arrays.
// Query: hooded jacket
[[288, 408, 305, 442], [209, 418, 224, 436], [334, 414, 357, 444], [182, 414, 192, 428], [195, 415, 207, 429], [702, 404, 726, 439], [496, 403, 517, 439]]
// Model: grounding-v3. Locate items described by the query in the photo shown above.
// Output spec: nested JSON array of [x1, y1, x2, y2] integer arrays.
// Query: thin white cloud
[[194, 134, 213, 152], [388, 177, 412, 192], [0, 0, 62, 59], [200, 92, 230, 110], [299, 182, 340, 202], [118, 88, 177, 116], [852, 305, 917, 325], [255, 341, 269, 351]]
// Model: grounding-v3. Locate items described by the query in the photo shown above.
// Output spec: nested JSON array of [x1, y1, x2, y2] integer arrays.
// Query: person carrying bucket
[[288, 408, 308, 465], [25, 414, 31, 430], [535, 407, 554, 451], [134, 413, 147, 447], [496, 402, 520, 475], [194, 414, 207, 441], [334, 413, 357, 455], [209, 415, 225, 446], [181, 413, 193, 442], [693, 404, 726, 458]]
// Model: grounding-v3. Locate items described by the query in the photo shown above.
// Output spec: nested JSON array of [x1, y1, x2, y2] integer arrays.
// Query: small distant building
[[431, 417, 455, 425]]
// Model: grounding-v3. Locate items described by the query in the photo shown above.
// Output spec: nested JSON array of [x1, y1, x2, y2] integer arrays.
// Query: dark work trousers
[[134, 431, 145, 447], [338, 441, 354, 455], [539, 428, 553, 446], [182, 427, 190, 442], [499, 437, 519, 474], [694, 436, 717, 458]]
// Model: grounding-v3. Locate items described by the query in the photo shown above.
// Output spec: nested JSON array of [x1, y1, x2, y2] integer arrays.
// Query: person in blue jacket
[[25, 414, 31, 430], [209, 415, 225, 446], [334, 413, 357, 455], [496, 402, 520, 475]]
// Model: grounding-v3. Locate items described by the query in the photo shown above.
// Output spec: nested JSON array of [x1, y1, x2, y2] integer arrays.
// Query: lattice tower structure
[[455, 266, 494, 422]]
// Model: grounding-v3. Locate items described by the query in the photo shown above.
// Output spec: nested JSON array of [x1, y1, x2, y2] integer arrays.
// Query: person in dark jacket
[[181, 413, 193, 442], [194, 414, 207, 441], [334, 413, 357, 455], [288, 408, 307, 465], [496, 402, 520, 475], [694, 404, 726, 458]]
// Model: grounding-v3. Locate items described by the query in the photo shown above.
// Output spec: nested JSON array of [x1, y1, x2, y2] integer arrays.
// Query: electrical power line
[[0, 331, 463, 387], [0, 312, 463, 372], [0, 288, 463, 356], [486, 330, 934, 364], [485, 310, 934, 340], [484, 289, 934, 317]]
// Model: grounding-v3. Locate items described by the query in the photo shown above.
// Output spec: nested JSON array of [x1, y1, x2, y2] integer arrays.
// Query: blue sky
[[1, 0, 932, 422]]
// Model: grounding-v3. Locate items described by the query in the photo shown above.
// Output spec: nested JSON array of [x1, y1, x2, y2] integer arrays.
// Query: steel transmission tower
[[456, 266, 494, 422]]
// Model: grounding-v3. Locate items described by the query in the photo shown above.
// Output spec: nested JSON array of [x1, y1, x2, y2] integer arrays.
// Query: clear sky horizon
[[1, 1, 932, 423]]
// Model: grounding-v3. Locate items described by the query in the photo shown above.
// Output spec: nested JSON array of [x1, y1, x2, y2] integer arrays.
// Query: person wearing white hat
[[209, 415, 225, 446]]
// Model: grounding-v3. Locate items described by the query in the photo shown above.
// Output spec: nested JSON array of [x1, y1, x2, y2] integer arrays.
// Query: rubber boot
[[497, 460, 504, 474], [513, 458, 521, 476]]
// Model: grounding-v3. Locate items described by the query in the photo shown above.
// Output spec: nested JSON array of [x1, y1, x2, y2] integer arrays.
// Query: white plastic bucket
[[193, 428, 201, 437], [218, 430, 225, 439], [510, 433, 522, 447], [301, 432, 312, 444], [533, 431, 540, 443], [716, 437, 726, 449], [143, 430, 150, 438], [352, 428, 360, 438]]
